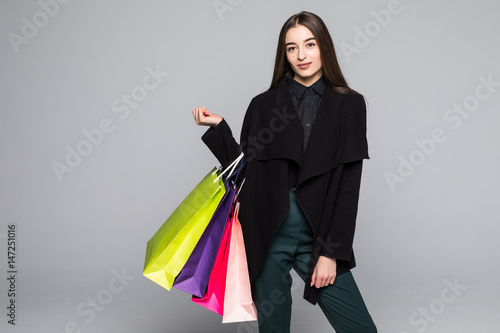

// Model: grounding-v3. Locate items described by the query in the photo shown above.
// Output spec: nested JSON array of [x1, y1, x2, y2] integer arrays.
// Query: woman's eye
[[287, 46, 296, 52], [307, 42, 316, 47]]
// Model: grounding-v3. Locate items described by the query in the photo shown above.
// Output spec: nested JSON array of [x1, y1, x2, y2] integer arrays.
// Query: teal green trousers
[[252, 190, 377, 333]]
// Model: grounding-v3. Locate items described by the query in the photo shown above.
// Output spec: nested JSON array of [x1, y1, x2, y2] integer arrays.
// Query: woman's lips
[[298, 62, 311, 70]]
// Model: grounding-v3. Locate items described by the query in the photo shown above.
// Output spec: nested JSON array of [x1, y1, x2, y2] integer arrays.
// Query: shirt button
[[306, 123, 311, 127]]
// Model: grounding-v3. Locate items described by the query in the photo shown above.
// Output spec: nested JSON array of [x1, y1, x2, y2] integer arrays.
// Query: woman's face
[[285, 24, 323, 86]]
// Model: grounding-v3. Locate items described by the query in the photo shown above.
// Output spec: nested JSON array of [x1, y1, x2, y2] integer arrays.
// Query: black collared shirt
[[287, 75, 326, 153]]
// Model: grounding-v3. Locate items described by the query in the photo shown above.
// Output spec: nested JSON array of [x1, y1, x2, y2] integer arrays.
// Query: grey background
[[1, 0, 499, 332]]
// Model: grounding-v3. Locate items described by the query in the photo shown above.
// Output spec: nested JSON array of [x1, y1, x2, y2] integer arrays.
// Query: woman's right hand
[[192, 107, 223, 127]]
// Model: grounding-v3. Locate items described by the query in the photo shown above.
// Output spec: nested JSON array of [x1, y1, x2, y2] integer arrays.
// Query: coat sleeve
[[319, 93, 369, 260], [201, 118, 241, 169], [319, 160, 364, 261], [201, 97, 255, 174]]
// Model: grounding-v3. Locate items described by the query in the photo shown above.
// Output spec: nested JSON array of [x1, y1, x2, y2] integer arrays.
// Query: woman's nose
[[297, 47, 306, 61]]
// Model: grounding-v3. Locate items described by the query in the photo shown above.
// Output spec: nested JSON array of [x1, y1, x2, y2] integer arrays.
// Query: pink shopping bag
[[191, 205, 234, 315], [223, 201, 257, 323]]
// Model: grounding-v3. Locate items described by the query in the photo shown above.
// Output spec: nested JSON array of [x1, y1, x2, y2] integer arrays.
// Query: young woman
[[192, 11, 377, 333]]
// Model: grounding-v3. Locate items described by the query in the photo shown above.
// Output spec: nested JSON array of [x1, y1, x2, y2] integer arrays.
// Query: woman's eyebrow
[[285, 37, 316, 47]]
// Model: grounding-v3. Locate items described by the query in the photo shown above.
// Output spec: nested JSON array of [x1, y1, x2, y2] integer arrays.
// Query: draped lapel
[[252, 81, 303, 166], [251, 80, 343, 185], [297, 85, 342, 186]]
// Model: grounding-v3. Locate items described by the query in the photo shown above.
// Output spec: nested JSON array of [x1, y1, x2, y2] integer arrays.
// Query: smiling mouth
[[298, 62, 312, 69]]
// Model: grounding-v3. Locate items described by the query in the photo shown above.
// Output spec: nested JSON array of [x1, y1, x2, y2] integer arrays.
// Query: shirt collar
[[287, 75, 326, 100]]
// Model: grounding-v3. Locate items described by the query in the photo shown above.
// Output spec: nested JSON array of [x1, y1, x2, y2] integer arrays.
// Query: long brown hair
[[269, 11, 356, 94]]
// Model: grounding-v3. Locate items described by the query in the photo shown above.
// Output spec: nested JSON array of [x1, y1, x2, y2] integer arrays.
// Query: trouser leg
[[293, 226, 377, 332], [252, 243, 293, 333], [252, 191, 307, 333], [253, 190, 377, 332], [316, 271, 377, 333]]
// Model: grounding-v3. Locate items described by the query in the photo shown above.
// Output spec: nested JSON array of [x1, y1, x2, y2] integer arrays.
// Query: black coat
[[201, 80, 369, 304]]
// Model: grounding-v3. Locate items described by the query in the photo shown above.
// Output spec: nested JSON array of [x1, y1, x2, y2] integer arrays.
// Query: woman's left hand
[[311, 256, 337, 288]]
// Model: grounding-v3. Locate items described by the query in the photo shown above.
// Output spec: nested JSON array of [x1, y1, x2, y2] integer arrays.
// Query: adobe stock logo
[[401, 277, 467, 333], [50, 268, 135, 333], [385, 73, 499, 192], [51, 64, 169, 183], [213, 0, 244, 21], [241, 105, 297, 163], [340, 0, 404, 64], [7, 0, 72, 54]]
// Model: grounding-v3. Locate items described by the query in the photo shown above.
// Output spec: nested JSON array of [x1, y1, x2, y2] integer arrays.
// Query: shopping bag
[[191, 203, 234, 315], [222, 201, 258, 323], [173, 183, 236, 297], [143, 167, 225, 291]]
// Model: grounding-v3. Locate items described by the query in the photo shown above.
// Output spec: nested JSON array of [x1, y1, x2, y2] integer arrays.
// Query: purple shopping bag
[[173, 182, 236, 297]]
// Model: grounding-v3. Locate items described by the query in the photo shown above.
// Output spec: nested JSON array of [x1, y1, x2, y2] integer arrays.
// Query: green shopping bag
[[143, 151, 244, 291], [143, 167, 226, 291]]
